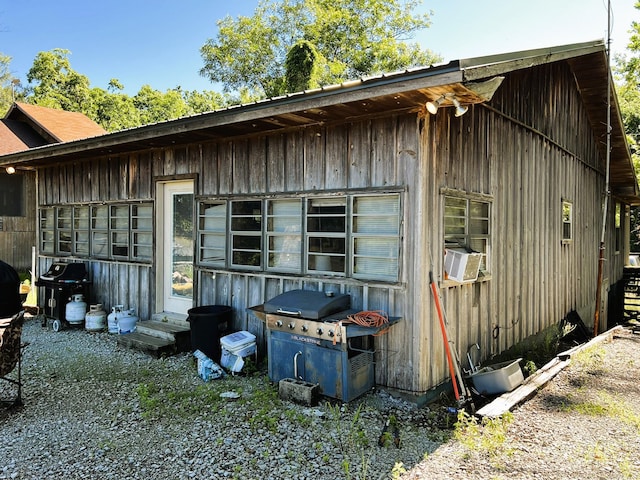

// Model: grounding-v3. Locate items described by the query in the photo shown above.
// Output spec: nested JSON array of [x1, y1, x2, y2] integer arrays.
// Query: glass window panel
[[92, 205, 108, 229], [562, 201, 572, 241], [198, 202, 227, 266], [267, 199, 302, 272], [231, 200, 262, 269], [444, 195, 491, 277], [92, 231, 109, 258]]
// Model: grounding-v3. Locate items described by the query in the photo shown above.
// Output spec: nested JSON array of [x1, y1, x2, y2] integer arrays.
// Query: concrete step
[[116, 332, 180, 358]]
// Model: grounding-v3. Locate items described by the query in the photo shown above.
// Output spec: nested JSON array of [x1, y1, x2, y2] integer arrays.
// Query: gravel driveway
[[2, 317, 639, 480]]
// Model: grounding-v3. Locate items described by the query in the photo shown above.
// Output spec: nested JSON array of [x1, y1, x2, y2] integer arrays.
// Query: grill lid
[[39, 262, 88, 282], [264, 289, 350, 319]]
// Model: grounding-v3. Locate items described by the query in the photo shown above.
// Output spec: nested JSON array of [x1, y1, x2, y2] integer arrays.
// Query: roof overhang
[[1, 40, 637, 203]]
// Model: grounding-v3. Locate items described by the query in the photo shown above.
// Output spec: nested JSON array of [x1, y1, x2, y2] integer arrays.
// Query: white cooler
[[220, 330, 257, 373]]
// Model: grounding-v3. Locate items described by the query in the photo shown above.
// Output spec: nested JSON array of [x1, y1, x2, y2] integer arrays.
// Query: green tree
[[200, 0, 440, 98], [26, 49, 92, 112], [0, 53, 22, 115], [285, 40, 322, 92], [133, 85, 189, 125], [617, 2, 640, 251]]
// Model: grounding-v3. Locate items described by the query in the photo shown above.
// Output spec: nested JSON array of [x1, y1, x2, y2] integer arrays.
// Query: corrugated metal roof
[[0, 40, 636, 202]]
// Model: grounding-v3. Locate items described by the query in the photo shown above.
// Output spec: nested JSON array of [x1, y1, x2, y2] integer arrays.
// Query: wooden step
[[116, 332, 180, 358], [137, 320, 189, 339]]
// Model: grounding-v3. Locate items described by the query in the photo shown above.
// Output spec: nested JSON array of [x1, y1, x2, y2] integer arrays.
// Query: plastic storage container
[[187, 305, 232, 361], [220, 330, 256, 373], [468, 358, 524, 395]]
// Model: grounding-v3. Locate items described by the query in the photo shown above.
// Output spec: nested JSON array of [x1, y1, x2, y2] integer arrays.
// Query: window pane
[[231, 200, 262, 268], [267, 199, 301, 272], [562, 201, 572, 241], [307, 198, 346, 275], [444, 195, 491, 277], [0, 173, 24, 216], [352, 195, 401, 281], [198, 202, 226, 266]]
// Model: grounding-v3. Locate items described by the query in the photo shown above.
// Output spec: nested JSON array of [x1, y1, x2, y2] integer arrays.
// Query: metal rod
[[594, 0, 612, 337]]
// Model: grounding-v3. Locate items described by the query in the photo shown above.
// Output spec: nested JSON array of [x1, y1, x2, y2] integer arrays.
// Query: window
[[444, 195, 491, 274], [198, 201, 227, 267], [40, 208, 55, 254], [196, 192, 402, 282], [131, 204, 153, 261], [56, 207, 72, 254], [0, 173, 24, 216], [73, 206, 90, 256], [267, 199, 302, 272], [40, 202, 153, 263], [110, 205, 130, 258], [230, 200, 262, 269], [307, 197, 346, 275], [91, 205, 109, 258], [352, 195, 401, 281], [562, 201, 572, 243]]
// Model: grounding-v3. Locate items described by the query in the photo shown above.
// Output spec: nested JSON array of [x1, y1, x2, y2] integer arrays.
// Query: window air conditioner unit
[[444, 248, 482, 283]]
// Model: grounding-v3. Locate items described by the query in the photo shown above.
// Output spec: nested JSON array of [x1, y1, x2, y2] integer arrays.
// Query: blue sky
[[0, 0, 637, 95]]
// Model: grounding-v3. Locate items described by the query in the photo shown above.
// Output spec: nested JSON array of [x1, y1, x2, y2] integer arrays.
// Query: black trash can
[[187, 305, 232, 362], [0, 260, 21, 318]]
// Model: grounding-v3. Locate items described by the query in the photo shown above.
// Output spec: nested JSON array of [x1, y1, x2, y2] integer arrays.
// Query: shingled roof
[[0, 102, 105, 155]]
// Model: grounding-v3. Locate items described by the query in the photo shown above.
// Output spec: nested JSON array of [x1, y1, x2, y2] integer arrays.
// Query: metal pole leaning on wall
[[594, 0, 613, 337]]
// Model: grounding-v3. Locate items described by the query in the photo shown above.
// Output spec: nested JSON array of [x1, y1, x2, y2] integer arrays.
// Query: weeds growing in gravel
[[454, 410, 514, 461], [326, 403, 372, 480], [564, 390, 640, 430]]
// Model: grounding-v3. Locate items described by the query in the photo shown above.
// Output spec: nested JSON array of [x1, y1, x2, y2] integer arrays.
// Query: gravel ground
[[2, 317, 639, 480], [402, 324, 640, 480]]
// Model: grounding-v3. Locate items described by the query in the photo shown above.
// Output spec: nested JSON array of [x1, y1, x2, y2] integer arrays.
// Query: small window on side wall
[[562, 201, 573, 243]]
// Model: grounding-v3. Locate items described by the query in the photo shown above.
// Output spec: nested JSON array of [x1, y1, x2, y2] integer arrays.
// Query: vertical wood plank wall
[[35, 60, 626, 397], [0, 171, 36, 272]]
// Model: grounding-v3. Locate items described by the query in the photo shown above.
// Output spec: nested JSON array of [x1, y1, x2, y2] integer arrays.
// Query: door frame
[[155, 178, 195, 318]]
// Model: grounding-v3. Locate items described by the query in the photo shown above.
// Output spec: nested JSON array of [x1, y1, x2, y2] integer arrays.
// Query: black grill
[[36, 262, 91, 330]]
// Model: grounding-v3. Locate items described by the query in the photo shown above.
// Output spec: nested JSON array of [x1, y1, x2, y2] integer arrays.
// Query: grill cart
[[35, 262, 91, 332], [254, 289, 400, 402]]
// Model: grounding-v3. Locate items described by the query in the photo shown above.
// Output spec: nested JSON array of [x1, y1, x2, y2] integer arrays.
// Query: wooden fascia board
[[459, 44, 604, 82], [0, 69, 464, 167]]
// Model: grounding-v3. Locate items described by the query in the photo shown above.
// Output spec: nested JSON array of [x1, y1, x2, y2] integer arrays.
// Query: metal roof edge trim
[[459, 39, 606, 80]]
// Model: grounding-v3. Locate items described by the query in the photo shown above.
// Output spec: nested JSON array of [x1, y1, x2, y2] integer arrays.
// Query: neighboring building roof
[[0, 40, 637, 203], [5, 102, 106, 143], [0, 119, 47, 155]]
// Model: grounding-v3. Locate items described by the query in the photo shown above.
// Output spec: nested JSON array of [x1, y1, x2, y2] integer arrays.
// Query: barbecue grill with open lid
[[36, 262, 91, 331], [255, 288, 400, 402]]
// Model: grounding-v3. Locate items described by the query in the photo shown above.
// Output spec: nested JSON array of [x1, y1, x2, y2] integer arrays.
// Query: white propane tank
[[85, 304, 107, 332], [107, 305, 124, 334], [117, 309, 138, 334], [65, 294, 87, 325]]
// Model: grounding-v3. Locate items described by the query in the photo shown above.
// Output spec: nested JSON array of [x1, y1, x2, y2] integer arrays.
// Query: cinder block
[[278, 378, 320, 406]]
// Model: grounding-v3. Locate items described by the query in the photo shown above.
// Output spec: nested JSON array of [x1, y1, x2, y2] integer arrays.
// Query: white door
[[158, 180, 194, 316]]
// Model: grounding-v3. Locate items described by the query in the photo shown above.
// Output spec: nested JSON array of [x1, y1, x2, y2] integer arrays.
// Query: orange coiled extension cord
[[333, 311, 390, 345]]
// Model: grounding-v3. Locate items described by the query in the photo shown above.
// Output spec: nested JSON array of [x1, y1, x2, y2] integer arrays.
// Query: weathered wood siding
[[34, 60, 626, 397], [0, 171, 36, 272], [417, 61, 623, 391]]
